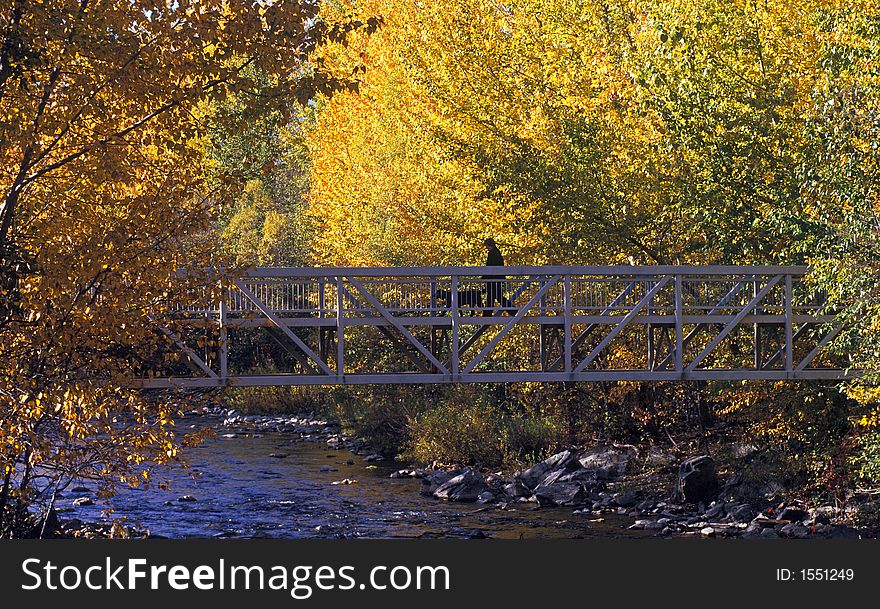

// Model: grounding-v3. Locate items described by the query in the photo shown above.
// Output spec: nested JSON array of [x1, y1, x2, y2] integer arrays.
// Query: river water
[[62, 418, 649, 539]]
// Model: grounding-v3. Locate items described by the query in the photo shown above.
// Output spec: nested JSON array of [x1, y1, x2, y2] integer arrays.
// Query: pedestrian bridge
[[135, 265, 854, 389]]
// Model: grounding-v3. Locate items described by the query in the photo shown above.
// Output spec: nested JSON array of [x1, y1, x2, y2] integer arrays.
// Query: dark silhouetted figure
[[435, 287, 483, 315], [482, 238, 513, 315]]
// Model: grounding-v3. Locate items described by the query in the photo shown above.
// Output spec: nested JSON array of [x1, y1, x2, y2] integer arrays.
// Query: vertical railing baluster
[[647, 276, 654, 370], [540, 283, 547, 315], [539, 280, 547, 369]]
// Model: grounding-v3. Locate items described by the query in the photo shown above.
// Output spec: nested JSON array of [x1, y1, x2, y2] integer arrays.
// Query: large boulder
[[503, 478, 532, 498], [779, 523, 811, 539], [534, 464, 597, 489], [778, 506, 808, 523], [727, 504, 757, 524], [534, 483, 587, 507], [420, 470, 461, 497], [578, 446, 637, 480], [554, 468, 599, 487], [716, 472, 763, 504], [433, 469, 489, 502], [516, 450, 580, 490], [673, 456, 718, 504]]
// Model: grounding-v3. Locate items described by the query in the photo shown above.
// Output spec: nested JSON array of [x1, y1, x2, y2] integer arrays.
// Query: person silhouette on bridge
[[482, 238, 514, 316]]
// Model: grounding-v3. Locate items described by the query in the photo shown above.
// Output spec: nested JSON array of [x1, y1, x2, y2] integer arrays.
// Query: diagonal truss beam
[[575, 276, 671, 372], [463, 276, 561, 373], [235, 282, 333, 376], [795, 323, 843, 371], [548, 280, 638, 371], [762, 323, 811, 369], [346, 278, 449, 374], [481, 275, 534, 317], [686, 275, 782, 371], [657, 279, 747, 370], [264, 327, 320, 375], [151, 316, 218, 378], [457, 325, 491, 359], [376, 326, 432, 373], [456, 279, 538, 358]]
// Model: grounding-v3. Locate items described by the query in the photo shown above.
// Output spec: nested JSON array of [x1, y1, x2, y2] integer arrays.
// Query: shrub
[[224, 364, 323, 414], [406, 400, 506, 467], [500, 415, 561, 470], [716, 381, 855, 494], [853, 430, 880, 487], [404, 386, 563, 469]]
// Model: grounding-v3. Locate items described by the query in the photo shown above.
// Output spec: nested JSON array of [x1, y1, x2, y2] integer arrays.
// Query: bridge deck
[[136, 266, 854, 388]]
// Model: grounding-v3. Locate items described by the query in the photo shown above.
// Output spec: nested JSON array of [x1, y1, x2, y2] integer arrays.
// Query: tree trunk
[[38, 488, 58, 539], [0, 183, 22, 247]]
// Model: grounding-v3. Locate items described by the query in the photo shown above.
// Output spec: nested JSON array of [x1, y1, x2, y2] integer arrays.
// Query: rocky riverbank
[[214, 409, 874, 539], [47, 408, 876, 539], [404, 448, 871, 539], [217, 409, 379, 457]]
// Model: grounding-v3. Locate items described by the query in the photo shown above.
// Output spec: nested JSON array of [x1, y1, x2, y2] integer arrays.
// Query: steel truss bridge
[[135, 266, 855, 389]]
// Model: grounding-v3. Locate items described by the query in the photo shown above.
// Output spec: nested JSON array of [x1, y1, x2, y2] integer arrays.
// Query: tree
[[305, 0, 880, 481], [0, 0, 358, 536], [203, 69, 316, 267]]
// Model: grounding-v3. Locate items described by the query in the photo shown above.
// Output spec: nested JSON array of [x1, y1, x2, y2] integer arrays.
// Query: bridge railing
[[172, 265, 823, 318], [148, 265, 847, 388]]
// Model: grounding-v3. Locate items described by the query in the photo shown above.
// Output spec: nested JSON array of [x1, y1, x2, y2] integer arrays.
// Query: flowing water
[[61, 417, 650, 539]]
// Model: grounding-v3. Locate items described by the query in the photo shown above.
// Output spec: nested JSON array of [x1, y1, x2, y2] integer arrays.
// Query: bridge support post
[[451, 275, 459, 378], [540, 323, 546, 370], [785, 273, 793, 372], [563, 276, 572, 373], [336, 276, 345, 378], [753, 278, 761, 370], [539, 290, 547, 370], [647, 279, 655, 370], [674, 274, 683, 374], [754, 326, 762, 369], [430, 279, 437, 372], [219, 286, 228, 381]]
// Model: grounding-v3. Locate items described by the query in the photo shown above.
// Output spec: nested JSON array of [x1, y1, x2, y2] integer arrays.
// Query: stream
[[61, 416, 651, 539]]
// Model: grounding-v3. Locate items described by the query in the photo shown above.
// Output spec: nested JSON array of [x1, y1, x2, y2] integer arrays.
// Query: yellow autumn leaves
[[0, 0, 335, 535], [305, 0, 879, 269]]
